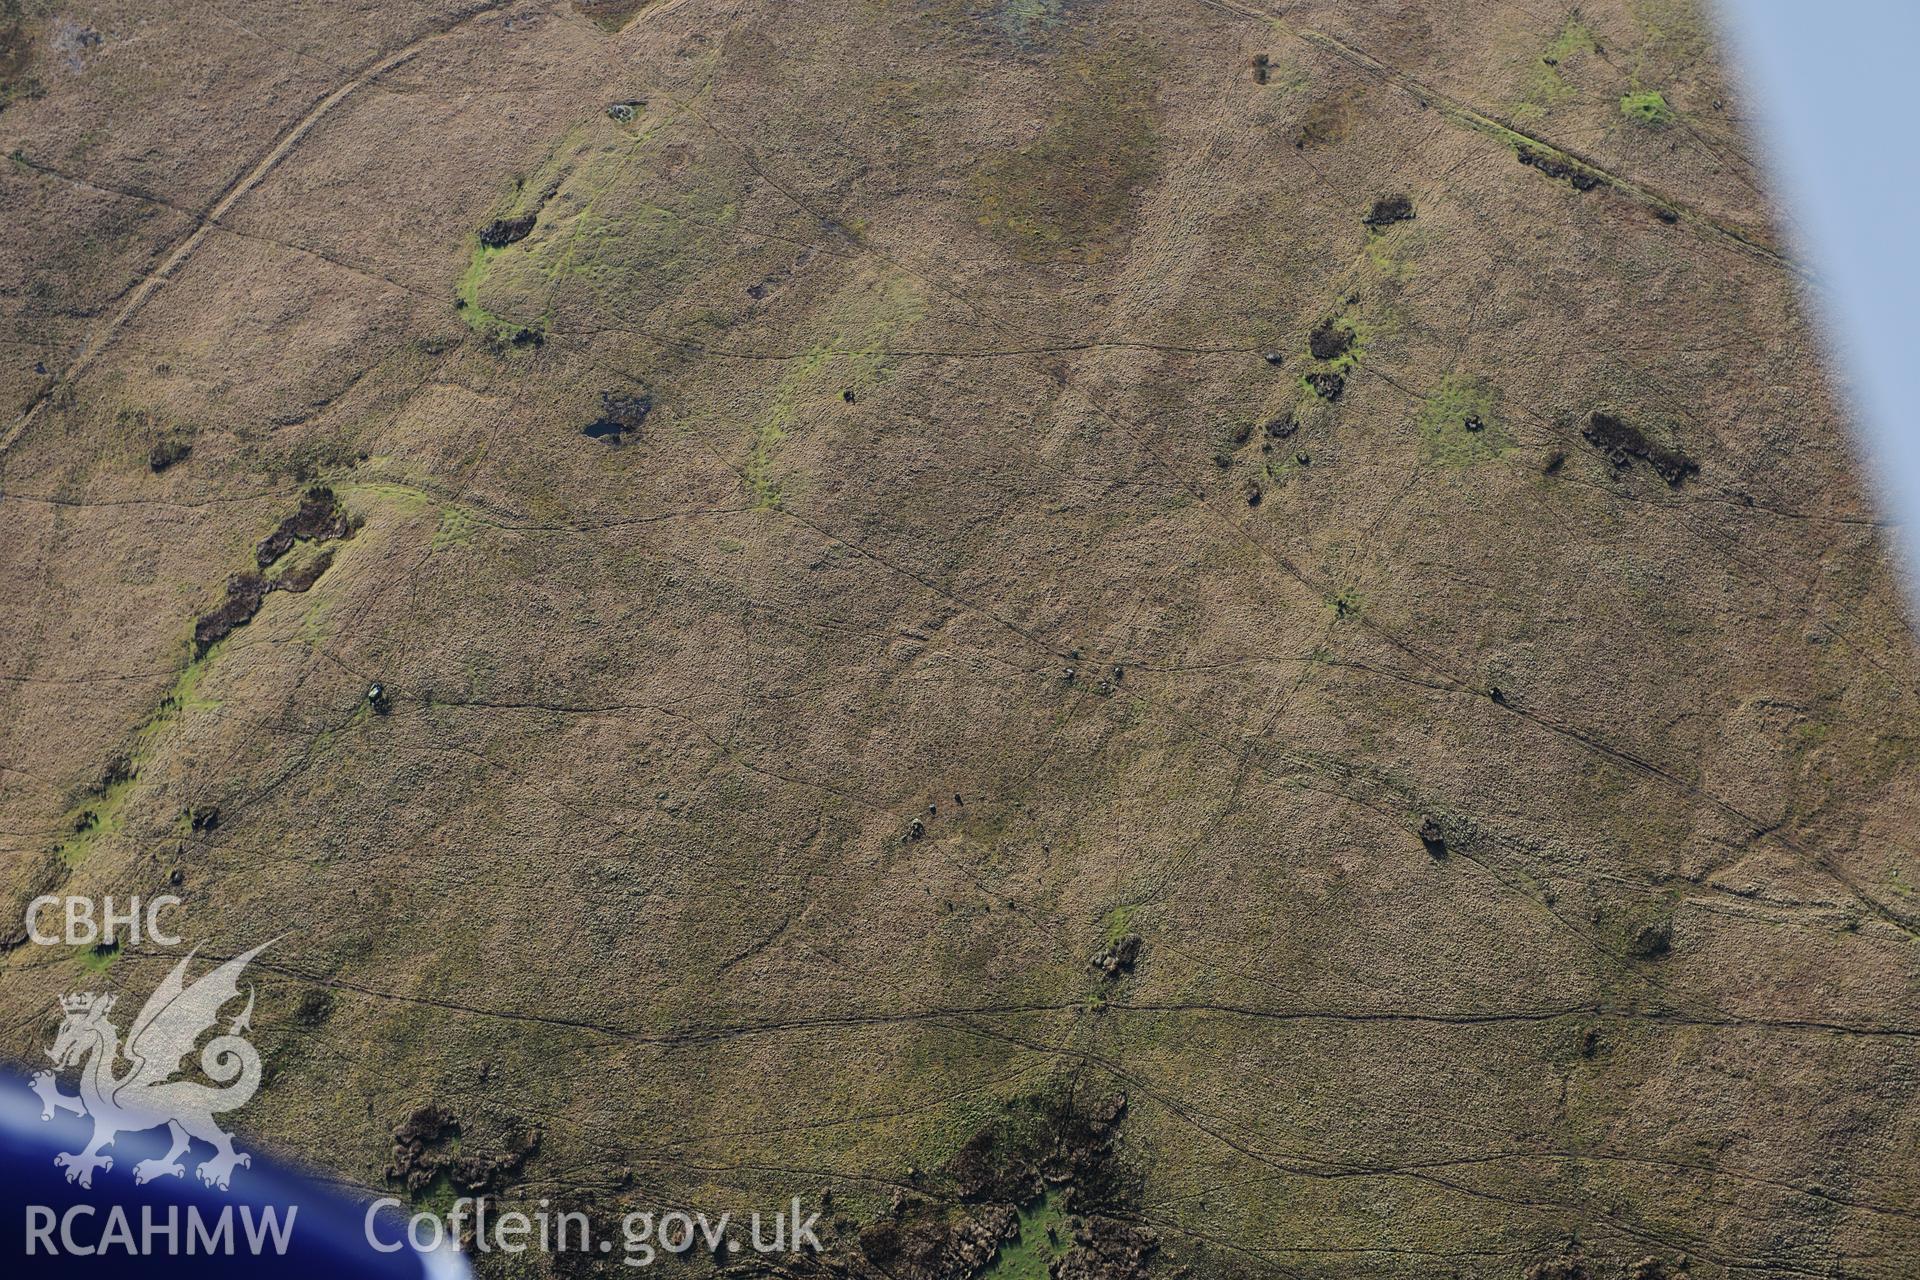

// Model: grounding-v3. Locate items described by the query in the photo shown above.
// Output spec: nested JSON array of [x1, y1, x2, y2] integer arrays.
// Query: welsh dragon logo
[[30, 941, 273, 1190]]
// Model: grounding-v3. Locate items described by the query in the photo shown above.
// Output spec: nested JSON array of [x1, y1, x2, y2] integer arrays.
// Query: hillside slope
[[3, 2, 1918, 1276]]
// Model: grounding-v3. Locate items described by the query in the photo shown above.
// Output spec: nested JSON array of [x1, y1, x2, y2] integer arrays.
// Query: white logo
[[30, 941, 274, 1191]]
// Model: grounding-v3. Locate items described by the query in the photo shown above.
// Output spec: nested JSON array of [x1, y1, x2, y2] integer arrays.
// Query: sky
[[1717, 1, 1920, 592]]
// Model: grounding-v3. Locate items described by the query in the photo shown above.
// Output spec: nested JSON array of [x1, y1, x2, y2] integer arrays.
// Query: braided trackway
[[0, 1, 532, 453]]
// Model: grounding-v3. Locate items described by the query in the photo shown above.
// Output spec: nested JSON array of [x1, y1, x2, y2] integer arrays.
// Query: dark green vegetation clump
[[971, 42, 1161, 262]]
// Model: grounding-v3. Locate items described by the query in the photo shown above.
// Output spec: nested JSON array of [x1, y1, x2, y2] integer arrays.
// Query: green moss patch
[[747, 272, 925, 508], [1417, 374, 1512, 466], [78, 940, 121, 975], [457, 120, 747, 347], [1620, 90, 1674, 126], [1518, 19, 1595, 117], [1100, 903, 1139, 946], [978, 1194, 1071, 1280]]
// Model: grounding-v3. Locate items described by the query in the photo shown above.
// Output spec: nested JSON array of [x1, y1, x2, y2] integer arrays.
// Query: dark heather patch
[[293, 988, 334, 1027], [1308, 318, 1353, 362], [1582, 412, 1698, 486], [1363, 193, 1414, 226], [193, 574, 269, 655], [256, 487, 354, 568], [196, 491, 354, 652], [274, 548, 334, 594], [1630, 920, 1674, 959], [584, 390, 652, 443], [1516, 145, 1601, 191], [478, 214, 536, 248], [148, 438, 191, 473], [96, 754, 133, 791]]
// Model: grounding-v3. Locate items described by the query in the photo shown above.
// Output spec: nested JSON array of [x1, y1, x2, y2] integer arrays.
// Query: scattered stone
[[187, 804, 220, 833], [387, 1104, 458, 1193], [606, 99, 644, 122], [367, 683, 391, 715], [1262, 350, 1284, 366], [1091, 932, 1142, 978], [1245, 485, 1261, 507], [1295, 450, 1311, 465], [904, 818, 926, 842], [387, 1104, 538, 1195], [1654, 206, 1679, 225], [855, 1204, 1017, 1280], [1304, 370, 1344, 400], [1063, 668, 1076, 682], [1582, 411, 1698, 486], [1463, 415, 1484, 432], [1417, 815, 1446, 857], [1362, 193, 1414, 227], [478, 214, 536, 248], [1057, 1217, 1158, 1280], [946, 1091, 1128, 1203]]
